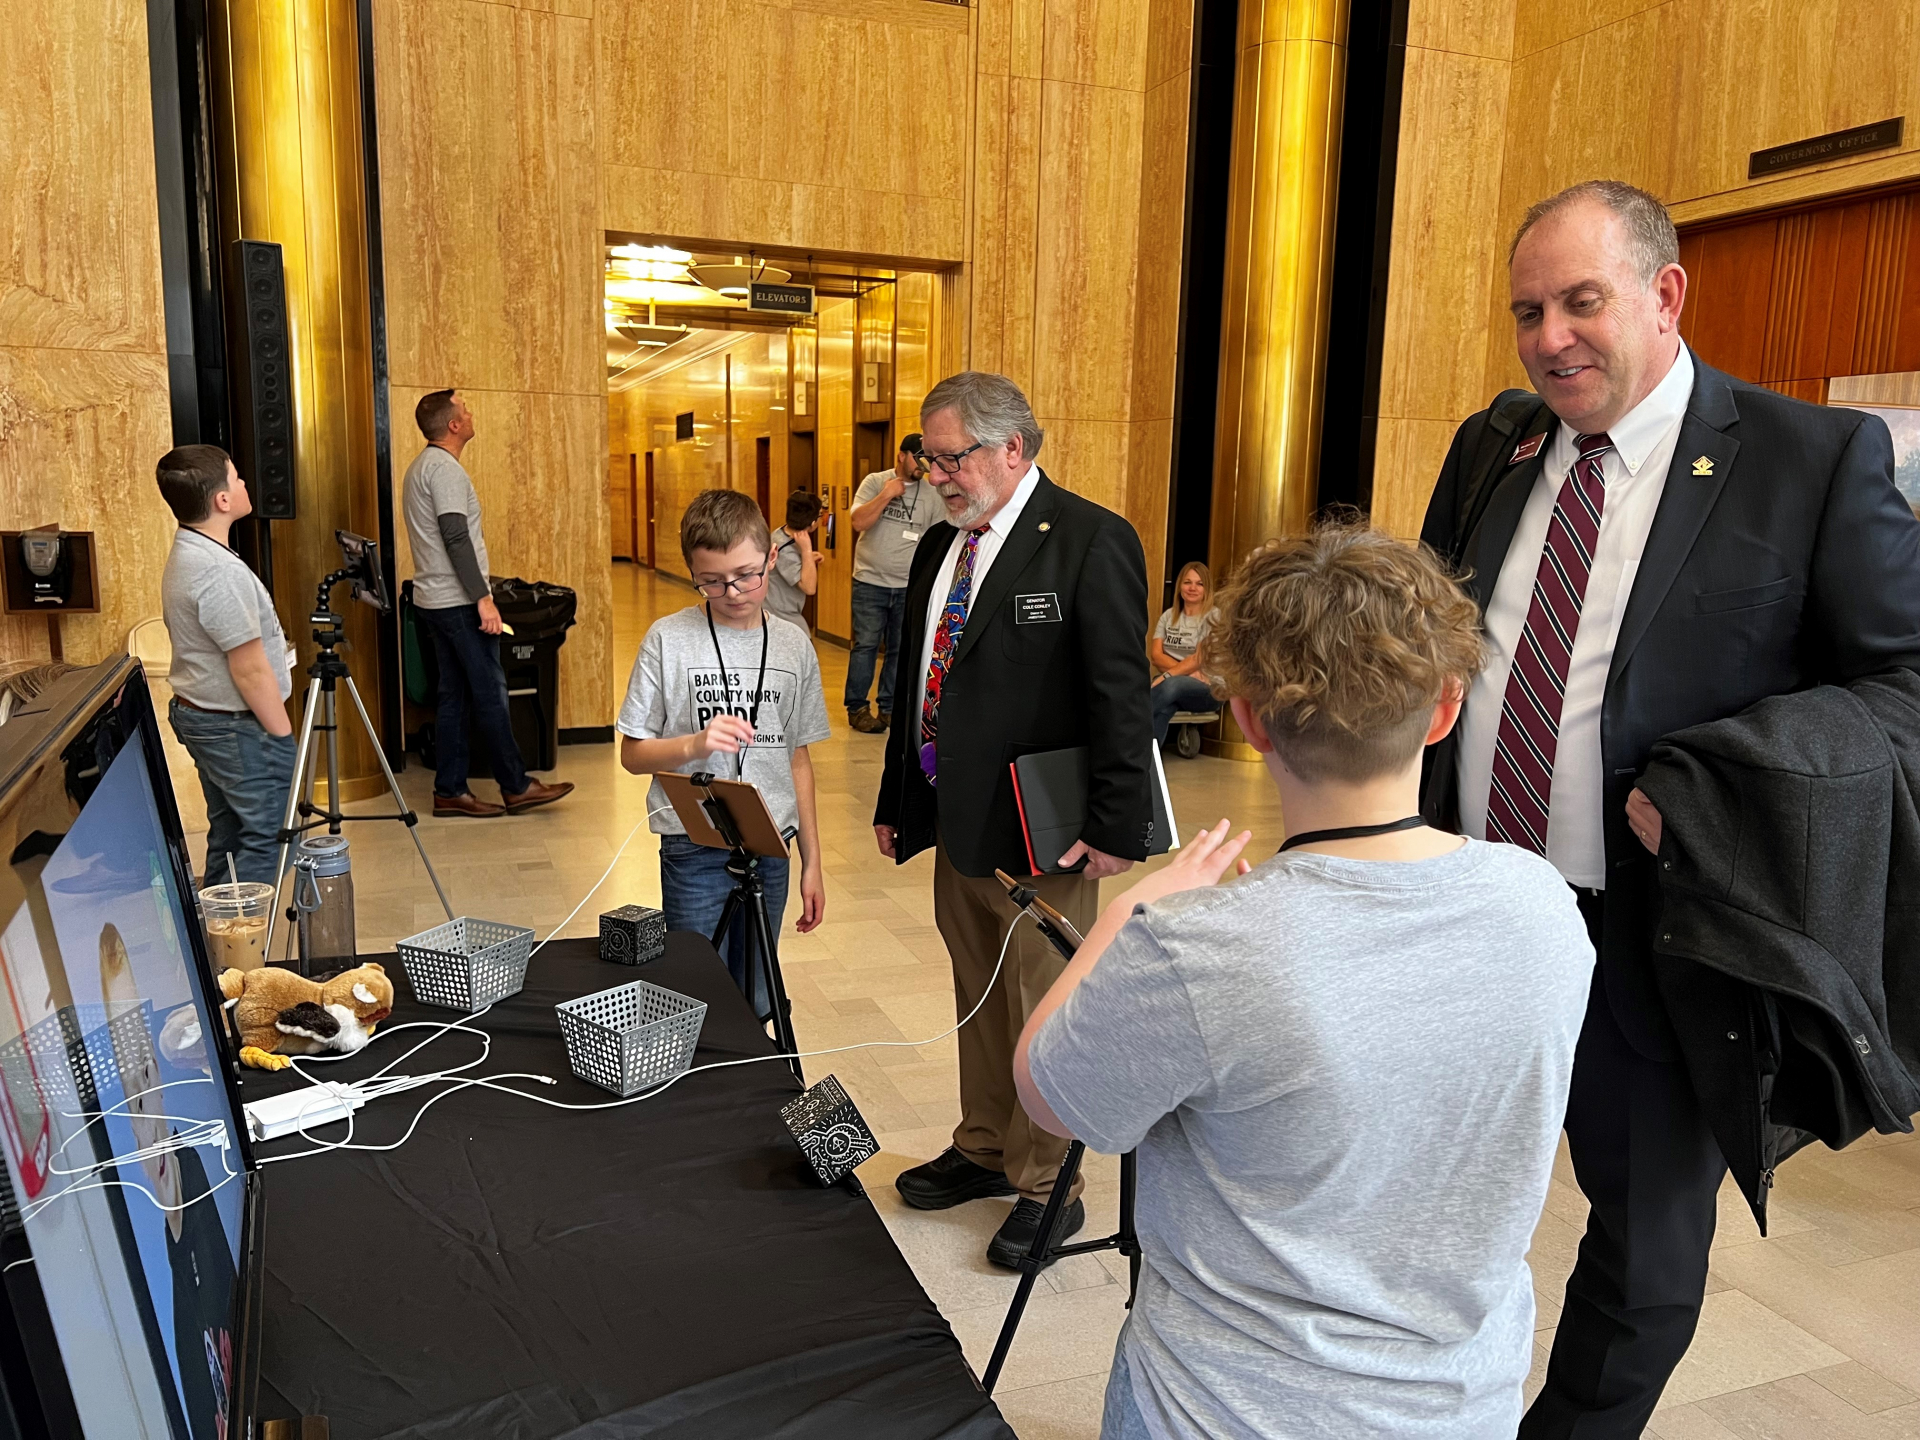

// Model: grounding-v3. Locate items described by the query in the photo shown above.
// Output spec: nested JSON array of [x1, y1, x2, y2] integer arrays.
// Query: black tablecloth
[[242, 935, 1012, 1440]]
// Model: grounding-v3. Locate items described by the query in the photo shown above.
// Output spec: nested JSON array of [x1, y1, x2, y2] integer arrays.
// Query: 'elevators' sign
[[1750, 118, 1904, 178], [750, 283, 815, 315]]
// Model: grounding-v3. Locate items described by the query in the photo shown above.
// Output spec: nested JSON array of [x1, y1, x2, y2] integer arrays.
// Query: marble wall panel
[[1030, 82, 1146, 424], [376, 0, 602, 399], [0, 348, 175, 664], [0, 0, 166, 355], [0, 0, 173, 668]]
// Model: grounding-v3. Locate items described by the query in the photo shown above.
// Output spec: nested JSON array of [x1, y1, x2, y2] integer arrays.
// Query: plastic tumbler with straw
[[200, 856, 276, 973]]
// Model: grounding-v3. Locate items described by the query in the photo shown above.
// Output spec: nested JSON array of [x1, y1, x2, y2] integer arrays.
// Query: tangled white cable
[[258, 912, 1030, 1164]]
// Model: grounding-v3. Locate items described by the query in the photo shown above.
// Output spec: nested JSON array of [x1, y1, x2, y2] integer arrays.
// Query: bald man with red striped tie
[[1421, 180, 1920, 1438]]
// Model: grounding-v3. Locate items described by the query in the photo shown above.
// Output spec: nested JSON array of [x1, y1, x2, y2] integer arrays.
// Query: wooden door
[[1678, 184, 1920, 398], [609, 455, 633, 560], [643, 452, 656, 568]]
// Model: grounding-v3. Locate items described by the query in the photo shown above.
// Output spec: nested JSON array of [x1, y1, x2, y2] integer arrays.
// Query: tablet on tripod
[[656, 772, 789, 858]]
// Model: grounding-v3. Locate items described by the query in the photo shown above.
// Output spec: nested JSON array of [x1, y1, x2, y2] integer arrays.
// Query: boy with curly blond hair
[[1014, 524, 1594, 1440]]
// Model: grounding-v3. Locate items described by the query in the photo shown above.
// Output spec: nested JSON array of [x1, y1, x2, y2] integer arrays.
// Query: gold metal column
[[1204, 0, 1349, 763], [209, 0, 385, 799], [1210, 0, 1351, 571]]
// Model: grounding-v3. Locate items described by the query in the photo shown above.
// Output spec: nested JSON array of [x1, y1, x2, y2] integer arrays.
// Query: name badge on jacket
[[1015, 593, 1062, 625]]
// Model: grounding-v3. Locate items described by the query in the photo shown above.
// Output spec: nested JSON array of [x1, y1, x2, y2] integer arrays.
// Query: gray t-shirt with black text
[[161, 528, 294, 712], [617, 607, 832, 838], [851, 468, 935, 590], [402, 446, 490, 610], [1028, 839, 1593, 1440], [1153, 607, 1214, 663]]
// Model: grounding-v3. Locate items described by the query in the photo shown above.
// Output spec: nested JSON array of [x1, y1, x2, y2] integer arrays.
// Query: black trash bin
[[405, 576, 577, 779]]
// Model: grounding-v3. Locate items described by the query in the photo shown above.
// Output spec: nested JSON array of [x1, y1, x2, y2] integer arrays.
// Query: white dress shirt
[[1456, 345, 1696, 888], [912, 462, 1043, 733]]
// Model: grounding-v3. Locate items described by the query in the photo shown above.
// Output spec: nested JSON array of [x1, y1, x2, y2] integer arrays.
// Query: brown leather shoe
[[434, 791, 504, 818], [501, 779, 574, 814], [849, 708, 888, 734]]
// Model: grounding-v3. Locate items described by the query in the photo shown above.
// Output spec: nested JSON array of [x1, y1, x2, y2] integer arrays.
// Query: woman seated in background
[[1150, 562, 1221, 745]]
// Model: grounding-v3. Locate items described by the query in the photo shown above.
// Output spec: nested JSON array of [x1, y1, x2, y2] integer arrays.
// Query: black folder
[[1009, 745, 1179, 876]]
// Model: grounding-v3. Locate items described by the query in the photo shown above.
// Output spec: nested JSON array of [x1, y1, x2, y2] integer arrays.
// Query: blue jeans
[[1100, 1329, 1154, 1440], [1151, 674, 1220, 744], [169, 700, 298, 887], [659, 834, 790, 1019], [414, 603, 530, 798], [846, 579, 909, 716]]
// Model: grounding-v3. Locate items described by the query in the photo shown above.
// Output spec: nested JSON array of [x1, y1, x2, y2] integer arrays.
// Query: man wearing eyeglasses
[[846, 434, 932, 733], [875, 371, 1157, 1268]]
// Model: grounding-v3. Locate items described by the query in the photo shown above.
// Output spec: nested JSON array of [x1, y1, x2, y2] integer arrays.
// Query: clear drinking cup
[[199, 882, 277, 973]]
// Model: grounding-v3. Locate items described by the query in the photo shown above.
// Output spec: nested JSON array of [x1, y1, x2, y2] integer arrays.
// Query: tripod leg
[[321, 686, 342, 835], [743, 877, 797, 1071], [983, 1140, 1087, 1393], [265, 678, 325, 961], [340, 675, 454, 921]]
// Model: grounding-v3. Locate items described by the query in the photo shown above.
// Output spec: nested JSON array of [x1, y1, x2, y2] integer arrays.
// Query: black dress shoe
[[895, 1147, 1016, 1210], [987, 1196, 1085, 1270]]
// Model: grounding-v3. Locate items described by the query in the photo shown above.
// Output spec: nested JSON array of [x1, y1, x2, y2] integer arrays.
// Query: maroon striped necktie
[[1485, 431, 1613, 855]]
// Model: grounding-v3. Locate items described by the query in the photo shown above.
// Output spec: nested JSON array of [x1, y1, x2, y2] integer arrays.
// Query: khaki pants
[[933, 843, 1099, 1200]]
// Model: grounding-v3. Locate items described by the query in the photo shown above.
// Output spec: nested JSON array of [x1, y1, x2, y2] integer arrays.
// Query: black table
[[242, 935, 1012, 1440]]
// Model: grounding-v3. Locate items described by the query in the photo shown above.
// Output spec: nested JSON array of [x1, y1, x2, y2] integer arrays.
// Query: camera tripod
[[265, 567, 454, 962], [693, 782, 802, 1081], [980, 871, 1140, 1395]]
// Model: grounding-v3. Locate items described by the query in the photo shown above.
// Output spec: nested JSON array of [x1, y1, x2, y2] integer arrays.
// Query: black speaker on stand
[[230, 239, 295, 587]]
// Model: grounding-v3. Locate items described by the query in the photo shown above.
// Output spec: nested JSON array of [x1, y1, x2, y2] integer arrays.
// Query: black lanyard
[[705, 604, 769, 779], [1279, 816, 1426, 852]]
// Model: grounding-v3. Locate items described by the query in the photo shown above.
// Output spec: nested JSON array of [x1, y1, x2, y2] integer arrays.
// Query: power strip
[[244, 1083, 365, 1142]]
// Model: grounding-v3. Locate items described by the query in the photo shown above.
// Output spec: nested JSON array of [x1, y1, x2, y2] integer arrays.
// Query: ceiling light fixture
[[686, 255, 791, 299]]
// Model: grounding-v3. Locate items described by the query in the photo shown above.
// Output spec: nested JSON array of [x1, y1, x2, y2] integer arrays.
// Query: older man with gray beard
[[873, 370, 1157, 1269]]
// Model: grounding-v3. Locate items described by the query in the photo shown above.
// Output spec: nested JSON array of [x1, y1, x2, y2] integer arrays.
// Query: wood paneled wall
[[1372, 0, 1920, 537], [1, 0, 175, 665], [1680, 187, 1920, 394], [374, 0, 611, 732]]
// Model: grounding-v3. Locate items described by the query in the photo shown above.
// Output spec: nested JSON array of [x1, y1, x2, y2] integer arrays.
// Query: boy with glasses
[[618, 490, 830, 1009]]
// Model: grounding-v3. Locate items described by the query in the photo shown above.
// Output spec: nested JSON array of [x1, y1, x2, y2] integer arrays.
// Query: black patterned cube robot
[[780, 1074, 879, 1186], [598, 905, 667, 965]]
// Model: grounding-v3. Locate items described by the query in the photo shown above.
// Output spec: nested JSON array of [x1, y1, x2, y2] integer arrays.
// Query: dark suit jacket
[[1420, 356, 1920, 1060], [873, 469, 1156, 877]]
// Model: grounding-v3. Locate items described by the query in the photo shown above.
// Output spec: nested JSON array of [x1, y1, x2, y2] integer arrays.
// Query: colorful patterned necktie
[[1486, 432, 1613, 855], [919, 527, 989, 783]]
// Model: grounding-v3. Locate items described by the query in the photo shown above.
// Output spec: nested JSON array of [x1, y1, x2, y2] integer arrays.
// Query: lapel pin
[[1037, 521, 1051, 532], [1691, 455, 1715, 476]]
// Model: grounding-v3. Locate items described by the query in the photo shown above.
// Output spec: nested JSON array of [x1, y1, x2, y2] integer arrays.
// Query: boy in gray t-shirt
[[156, 445, 297, 886], [1016, 526, 1594, 1440], [766, 490, 822, 627], [619, 490, 832, 1013]]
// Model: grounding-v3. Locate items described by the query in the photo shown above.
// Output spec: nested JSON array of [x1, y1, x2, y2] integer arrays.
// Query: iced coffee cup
[[199, 882, 275, 972]]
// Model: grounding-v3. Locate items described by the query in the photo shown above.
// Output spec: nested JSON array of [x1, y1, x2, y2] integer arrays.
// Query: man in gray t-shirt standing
[[843, 434, 931, 733], [156, 444, 297, 886], [402, 389, 571, 818]]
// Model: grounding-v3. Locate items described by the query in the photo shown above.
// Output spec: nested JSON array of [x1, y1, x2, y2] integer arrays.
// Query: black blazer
[[873, 470, 1156, 878], [1420, 357, 1920, 1060]]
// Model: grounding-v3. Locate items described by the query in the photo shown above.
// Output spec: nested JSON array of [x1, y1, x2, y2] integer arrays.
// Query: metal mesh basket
[[396, 917, 535, 1011], [0, 1002, 155, 1112], [555, 980, 706, 1098]]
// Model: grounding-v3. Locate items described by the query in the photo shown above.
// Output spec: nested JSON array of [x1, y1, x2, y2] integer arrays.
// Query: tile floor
[[168, 562, 1920, 1439]]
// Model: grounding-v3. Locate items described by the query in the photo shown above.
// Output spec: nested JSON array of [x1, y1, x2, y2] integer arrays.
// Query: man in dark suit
[[1420, 179, 1920, 1437], [875, 370, 1156, 1268]]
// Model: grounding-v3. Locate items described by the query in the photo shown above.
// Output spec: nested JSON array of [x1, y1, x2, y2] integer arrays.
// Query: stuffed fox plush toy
[[217, 963, 395, 1071]]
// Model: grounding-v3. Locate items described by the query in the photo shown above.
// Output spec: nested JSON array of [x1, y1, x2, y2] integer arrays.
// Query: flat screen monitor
[[0, 657, 260, 1439]]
